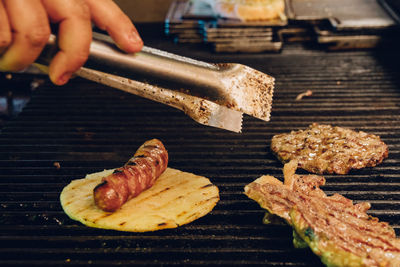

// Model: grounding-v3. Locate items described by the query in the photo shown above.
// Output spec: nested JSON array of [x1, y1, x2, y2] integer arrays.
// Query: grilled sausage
[[93, 139, 168, 212]]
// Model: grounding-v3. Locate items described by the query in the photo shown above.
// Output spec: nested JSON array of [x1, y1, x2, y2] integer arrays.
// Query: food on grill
[[271, 123, 388, 174], [212, 0, 285, 21], [244, 161, 400, 267], [93, 139, 168, 212], [53, 162, 61, 169], [245, 160, 325, 223], [295, 90, 312, 101], [60, 168, 219, 232]]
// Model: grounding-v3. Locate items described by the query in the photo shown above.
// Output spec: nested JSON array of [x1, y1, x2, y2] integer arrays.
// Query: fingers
[[85, 0, 143, 53], [0, 0, 50, 72], [42, 0, 92, 85], [0, 0, 141, 85], [0, 1, 12, 55]]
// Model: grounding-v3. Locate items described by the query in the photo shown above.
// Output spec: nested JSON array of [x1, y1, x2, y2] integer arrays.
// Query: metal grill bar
[[1, 36, 400, 266]]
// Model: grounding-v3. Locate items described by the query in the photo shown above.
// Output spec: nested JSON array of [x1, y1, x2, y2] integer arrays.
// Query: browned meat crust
[[244, 161, 400, 267], [270, 123, 388, 174], [93, 139, 168, 212]]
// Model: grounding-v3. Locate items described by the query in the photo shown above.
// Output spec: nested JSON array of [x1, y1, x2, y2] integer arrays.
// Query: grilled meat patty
[[244, 161, 400, 267], [270, 123, 388, 174]]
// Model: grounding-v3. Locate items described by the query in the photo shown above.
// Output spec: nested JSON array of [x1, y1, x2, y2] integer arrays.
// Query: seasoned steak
[[244, 161, 400, 267], [270, 123, 388, 174]]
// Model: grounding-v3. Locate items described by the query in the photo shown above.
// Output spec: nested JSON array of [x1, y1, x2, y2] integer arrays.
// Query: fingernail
[[57, 72, 72, 85], [129, 31, 143, 44]]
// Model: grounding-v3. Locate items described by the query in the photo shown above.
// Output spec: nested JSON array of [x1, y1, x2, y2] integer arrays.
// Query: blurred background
[[114, 0, 176, 22]]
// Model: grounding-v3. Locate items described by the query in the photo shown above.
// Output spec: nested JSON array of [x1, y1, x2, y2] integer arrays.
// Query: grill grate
[[1, 36, 400, 266]]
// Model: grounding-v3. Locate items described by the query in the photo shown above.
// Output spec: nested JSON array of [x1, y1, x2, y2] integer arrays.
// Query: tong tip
[[184, 98, 243, 133]]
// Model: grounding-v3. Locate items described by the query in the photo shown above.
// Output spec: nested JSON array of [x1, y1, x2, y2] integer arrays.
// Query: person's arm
[[0, 0, 143, 85]]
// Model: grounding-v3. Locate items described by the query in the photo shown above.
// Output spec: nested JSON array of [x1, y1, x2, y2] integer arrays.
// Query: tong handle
[[37, 32, 274, 123], [39, 33, 225, 99]]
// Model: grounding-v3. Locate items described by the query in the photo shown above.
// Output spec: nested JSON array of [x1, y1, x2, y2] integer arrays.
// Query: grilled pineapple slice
[[60, 168, 219, 232]]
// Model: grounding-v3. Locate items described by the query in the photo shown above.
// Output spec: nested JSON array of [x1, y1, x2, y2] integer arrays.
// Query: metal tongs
[[37, 33, 274, 133]]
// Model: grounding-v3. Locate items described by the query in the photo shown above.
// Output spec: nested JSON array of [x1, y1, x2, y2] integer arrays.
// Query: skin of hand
[[0, 0, 143, 85]]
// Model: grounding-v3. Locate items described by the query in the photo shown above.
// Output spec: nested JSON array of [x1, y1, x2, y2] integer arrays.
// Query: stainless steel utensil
[[37, 33, 274, 132]]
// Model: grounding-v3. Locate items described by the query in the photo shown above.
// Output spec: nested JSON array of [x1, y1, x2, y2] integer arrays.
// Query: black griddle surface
[[1, 25, 400, 266]]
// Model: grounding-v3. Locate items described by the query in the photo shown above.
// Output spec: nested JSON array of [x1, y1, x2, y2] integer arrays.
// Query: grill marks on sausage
[[93, 139, 168, 212], [245, 162, 400, 266], [93, 180, 108, 191]]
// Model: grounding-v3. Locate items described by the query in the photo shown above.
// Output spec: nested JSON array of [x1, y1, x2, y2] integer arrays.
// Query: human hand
[[0, 0, 143, 85]]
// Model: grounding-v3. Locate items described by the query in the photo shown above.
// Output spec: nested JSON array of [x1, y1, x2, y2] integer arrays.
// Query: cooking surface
[[1, 24, 400, 266]]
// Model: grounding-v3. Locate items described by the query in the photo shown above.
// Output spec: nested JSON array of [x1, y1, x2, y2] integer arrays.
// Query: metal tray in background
[[164, 0, 205, 43], [166, 0, 400, 52], [164, 0, 202, 35], [183, 0, 288, 27], [165, 0, 283, 52], [286, 0, 397, 31], [284, 0, 400, 50]]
